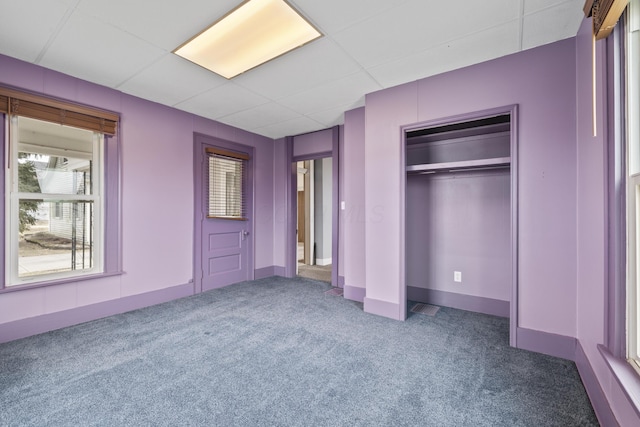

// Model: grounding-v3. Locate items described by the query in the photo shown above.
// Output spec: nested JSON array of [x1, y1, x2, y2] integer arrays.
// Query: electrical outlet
[[454, 271, 462, 282]]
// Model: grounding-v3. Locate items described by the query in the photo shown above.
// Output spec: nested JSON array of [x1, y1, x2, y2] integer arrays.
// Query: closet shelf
[[406, 156, 511, 173]]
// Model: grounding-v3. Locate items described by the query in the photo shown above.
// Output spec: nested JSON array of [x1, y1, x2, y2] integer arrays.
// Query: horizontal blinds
[[207, 148, 248, 220], [584, 0, 629, 39], [0, 87, 118, 135]]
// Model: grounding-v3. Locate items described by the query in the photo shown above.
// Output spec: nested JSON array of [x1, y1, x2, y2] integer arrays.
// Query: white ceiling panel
[[174, 82, 269, 120], [524, 0, 582, 14], [278, 72, 381, 115], [118, 54, 227, 107], [368, 21, 521, 88], [1, 0, 589, 139], [307, 105, 355, 128], [332, 0, 521, 69], [252, 116, 326, 139], [39, 10, 166, 87], [522, 0, 584, 50], [0, 0, 71, 62], [218, 102, 300, 131], [75, 0, 237, 51], [292, 0, 410, 34], [233, 38, 362, 100]]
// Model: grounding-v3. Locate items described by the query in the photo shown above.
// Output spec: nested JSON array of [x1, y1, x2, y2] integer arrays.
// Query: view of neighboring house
[[39, 155, 92, 243]]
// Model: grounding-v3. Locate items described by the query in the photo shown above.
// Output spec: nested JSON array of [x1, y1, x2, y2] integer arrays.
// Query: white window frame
[[627, 0, 640, 373], [5, 116, 104, 286]]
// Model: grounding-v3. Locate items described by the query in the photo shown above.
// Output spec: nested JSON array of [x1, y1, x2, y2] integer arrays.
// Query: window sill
[[0, 270, 124, 294], [599, 344, 640, 419]]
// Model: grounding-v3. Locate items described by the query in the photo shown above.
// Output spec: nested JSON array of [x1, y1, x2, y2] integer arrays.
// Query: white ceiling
[[0, 0, 585, 139]]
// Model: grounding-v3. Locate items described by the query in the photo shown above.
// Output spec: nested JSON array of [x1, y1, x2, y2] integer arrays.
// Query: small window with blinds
[[207, 148, 248, 220]]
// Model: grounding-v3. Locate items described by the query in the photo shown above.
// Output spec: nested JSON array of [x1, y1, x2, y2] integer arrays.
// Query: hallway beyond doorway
[[297, 262, 332, 283]]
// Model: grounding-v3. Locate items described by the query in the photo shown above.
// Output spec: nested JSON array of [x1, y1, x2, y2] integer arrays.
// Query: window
[[53, 202, 63, 219], [627, 0, 640, 372], [7, 117, 102, 284], [207, 147, 248, 220], [1, 88, 121, 290]]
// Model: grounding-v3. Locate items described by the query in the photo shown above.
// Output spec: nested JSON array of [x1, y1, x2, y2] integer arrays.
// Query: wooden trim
[[205, 147, 250, 160], [0, 86, 118, 135]]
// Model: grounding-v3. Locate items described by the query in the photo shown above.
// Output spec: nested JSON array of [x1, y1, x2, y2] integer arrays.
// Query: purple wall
[[342, 108, 366, 301], [362, 38, 578, 335], [0, 53, 274, 327], [363, 81, 418, 319], [292, 128, 333, 159], [272, 138, 288, 271], [406, 170, 511, 302], [338, 125, 345, 283]]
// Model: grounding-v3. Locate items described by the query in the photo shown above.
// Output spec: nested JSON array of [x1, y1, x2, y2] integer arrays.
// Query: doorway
[[285, 127, 340, 287], [193, 134, 255, 293], [296, 157, 333, 283]]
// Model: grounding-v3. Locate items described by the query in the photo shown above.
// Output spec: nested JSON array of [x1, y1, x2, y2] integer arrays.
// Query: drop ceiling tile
[[75, 0, 237, 50], [307, 104, 356, 127], [174, 83, 269, 120], [277, 72, 381, 115], [39, 11, 166, 88], [118, 54, 226, 106], [233, 38, 361, 100], [0, 0, 71, 62], [251, 116, 326, 139], [522, 1, 584, 50], [524, 0, 581, 14], [368, 21, 521, 88], [217, 102, 300, 131], [332, 0, 520, 69], [292, 0, 409, 34]]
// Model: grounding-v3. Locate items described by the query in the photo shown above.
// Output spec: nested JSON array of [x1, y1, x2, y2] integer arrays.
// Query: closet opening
[[403, 107, 518, 345]]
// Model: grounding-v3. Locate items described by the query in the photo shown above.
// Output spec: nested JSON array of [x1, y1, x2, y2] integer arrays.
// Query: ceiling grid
[[0, 0, 585, 138]]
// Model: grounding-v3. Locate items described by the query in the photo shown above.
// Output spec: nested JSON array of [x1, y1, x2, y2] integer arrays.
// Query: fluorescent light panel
[[174, 0, 322, 79]]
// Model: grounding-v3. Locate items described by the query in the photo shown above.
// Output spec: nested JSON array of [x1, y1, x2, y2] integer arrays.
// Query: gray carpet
[[0, 276, 598, 426]]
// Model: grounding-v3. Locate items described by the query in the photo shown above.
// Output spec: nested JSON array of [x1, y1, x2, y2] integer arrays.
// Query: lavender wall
[[363, 39, 578, 336], [293, 128, 333, 159], [575, 18, 640, 424], [405, 170, 511, 303], [0, 54, 274, 327], [272, 138, 288, 272], [338, 125, 345, 283], [342, 108, 366, 301], [363, 82, 418, 319]]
